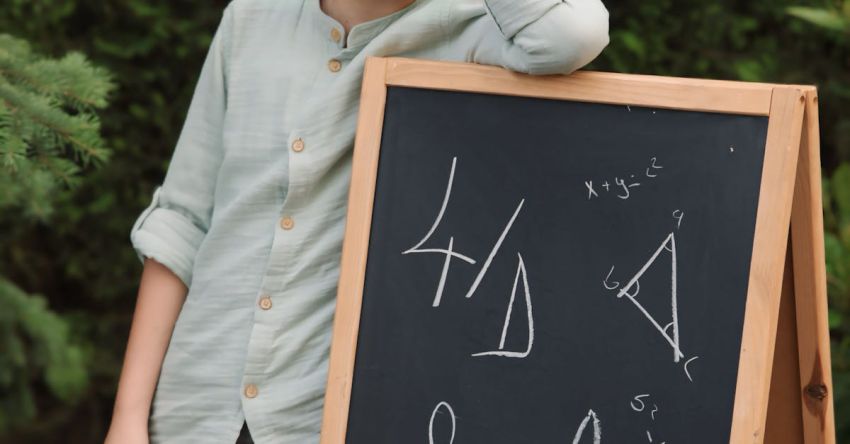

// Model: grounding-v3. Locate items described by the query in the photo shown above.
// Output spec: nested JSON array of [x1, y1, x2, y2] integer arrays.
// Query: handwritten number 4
[[401, 157, 476, 307]]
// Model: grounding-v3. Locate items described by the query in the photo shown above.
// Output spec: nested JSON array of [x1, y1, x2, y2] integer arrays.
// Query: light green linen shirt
[[128, 0, 609, 442]]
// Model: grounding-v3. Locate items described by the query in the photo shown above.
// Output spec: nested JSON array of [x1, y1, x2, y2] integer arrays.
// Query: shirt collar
[[307, 0, 423, 50]]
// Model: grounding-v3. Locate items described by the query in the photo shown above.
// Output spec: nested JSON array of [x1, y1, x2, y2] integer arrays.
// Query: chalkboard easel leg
[[788, 89, 836, 444], [760, 88, 834, 444], [765, 244, 805, 442]]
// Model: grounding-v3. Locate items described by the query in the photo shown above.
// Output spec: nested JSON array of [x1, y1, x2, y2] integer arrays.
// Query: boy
[[106, 0, 609, 442]]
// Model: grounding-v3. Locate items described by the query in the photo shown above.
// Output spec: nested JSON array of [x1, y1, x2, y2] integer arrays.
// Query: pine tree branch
[[0, 35, 113, 109], [0, 63, 111, 110], [0, 79, 108, 165], [1, 67, 88, 109]]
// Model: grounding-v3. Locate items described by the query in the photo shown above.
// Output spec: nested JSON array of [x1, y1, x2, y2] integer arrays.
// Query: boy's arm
[[445, 0, 610, 75], [106, 258, 187, 439], [107, 3, 234, 438]]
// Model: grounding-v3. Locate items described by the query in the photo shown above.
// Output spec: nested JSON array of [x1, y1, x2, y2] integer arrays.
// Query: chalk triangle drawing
[[615, 232, 684, 362], [471, 252, 534, 358]]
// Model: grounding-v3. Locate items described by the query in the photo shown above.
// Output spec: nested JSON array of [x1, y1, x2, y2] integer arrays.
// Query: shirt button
[[291, 138, 304, 152], [280, 216, 294, 230], [328, 58, 342, 72], [259, 295, 272, 310], [244, 383, 258, 398], [330, 27, 341, 42]]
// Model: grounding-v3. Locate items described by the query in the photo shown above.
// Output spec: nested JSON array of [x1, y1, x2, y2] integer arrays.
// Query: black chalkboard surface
[[344, 86, 766, 443], [320, 57, 822, 444]]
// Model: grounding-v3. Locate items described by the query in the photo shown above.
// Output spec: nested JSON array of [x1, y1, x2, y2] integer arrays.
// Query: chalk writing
[[402, 156, 534, 358], [585, 157, 662, 201], [604, 230, 699, 380], [610, 232, 684, 361], [428, 401, 456, 444], [572, 409, 602, 444], [471, 253, 534, 358], [465, 199, 525, 300], [672, 210, 684, 229], [630, 394, 650, 412], [630, 394, 665, 443], [401, 157, 476, 307]]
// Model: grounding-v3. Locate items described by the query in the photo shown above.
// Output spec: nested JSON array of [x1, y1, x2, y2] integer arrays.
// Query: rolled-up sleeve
[[446, 0, 610, 75], [130, 2, 234, 289]]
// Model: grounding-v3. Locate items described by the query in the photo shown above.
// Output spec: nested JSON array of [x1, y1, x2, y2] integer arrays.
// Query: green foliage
[[0, 1, 227, 442], [0, 278, 88, 432], [0, 0, 848, 442], [825, 165, 850, 438], [788, 0, 850, 33], [0, 34, 114, 219], [0, 33, 113, 436]]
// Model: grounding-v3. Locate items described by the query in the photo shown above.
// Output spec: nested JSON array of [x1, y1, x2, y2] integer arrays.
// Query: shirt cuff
[[483, 0, 563, 39], [130, 185, 205, 289]]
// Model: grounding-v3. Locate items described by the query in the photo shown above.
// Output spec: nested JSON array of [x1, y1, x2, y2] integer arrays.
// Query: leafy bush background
[[0, 0, 847, 442]]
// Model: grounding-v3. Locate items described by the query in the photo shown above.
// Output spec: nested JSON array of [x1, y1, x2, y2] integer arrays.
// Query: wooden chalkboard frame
[[319, 56, 835, 444]]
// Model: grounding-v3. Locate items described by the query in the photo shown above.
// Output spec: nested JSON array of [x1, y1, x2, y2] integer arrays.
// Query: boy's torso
[[149, 1, 490, 443]]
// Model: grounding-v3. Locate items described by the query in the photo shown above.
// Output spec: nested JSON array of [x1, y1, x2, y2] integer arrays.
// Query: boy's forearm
[[111, 257, 188, 423], [450, 0, 610, 75]]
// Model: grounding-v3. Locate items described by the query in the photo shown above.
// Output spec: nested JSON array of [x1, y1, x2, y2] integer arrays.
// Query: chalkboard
[[344, 85, 767, 443], [320, 57, 821, 444]]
